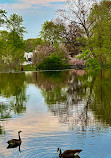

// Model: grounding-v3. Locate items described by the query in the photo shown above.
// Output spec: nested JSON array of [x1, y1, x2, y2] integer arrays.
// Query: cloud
[[0, 0, 65, 10], [43, 3, 64, 9], [21, 0, 65, 5]]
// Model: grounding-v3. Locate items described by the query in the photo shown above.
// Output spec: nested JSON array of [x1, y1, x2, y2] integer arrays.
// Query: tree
[[32, 43, 55, 68], [40, 19, 86, 56], [25, 38, 44, 52], [0, 31, 9, 68], [0, 31, 8, 55], [55, 0, 96, 56], [57, 0, 93, 38], [6, 13, 26, 37], [6, 14, 26, 52], [32, 43, 69, 70], [2, 14, 26, 69], [0, 31, 25, 70], [76, 1, 111, 69], [6, 32, 25, 69], [8, 31, 25, 50], [64, 21, 85, 56], [87, 1, 111, 66], [0, 12, 26, 70], [0, 9, 7, 26], [40, 20, 66, 44]]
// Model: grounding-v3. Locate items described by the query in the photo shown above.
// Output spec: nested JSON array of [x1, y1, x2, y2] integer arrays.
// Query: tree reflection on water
[[31, 70, 93, 131], [31, 69, 111, 131], [0, 72, 27, 134], [1, 69, 111, 135]]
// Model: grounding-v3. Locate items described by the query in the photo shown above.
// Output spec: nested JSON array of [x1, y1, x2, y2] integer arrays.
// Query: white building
[[24, 52, 33, 61]]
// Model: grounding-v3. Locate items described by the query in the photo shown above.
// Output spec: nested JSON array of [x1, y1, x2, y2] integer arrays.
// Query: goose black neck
[[59, 148, 62, 154], [18, 133, 21, 140]]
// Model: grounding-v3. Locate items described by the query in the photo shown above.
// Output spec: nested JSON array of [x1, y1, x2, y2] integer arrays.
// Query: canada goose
[[7, 130, 22, 147], [57, 148, 82, 158]]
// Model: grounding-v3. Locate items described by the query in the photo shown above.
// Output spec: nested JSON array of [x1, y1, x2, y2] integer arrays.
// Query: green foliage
[[38, 1, 111, 69], [25, 38, 44, 52], [0, 12, 26, 70], [32, 43, 55, 67], [77, 1, 111, 69], [32, 42, 69, 70], [0, 31, 8, 57], [40, 21, 66, 43], [8, 31, 25, 49], [0, 31, 25, 70], [0, 9, 7, 26], [20, 64, 35, 71], [87, 0, 111, 66], [77, 50, 101, 69], [6, 13, 26, 37], [37, 53, 69, 70]]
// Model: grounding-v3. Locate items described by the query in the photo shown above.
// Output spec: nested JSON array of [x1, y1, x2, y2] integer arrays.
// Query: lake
[[0, 69, 111, 158]]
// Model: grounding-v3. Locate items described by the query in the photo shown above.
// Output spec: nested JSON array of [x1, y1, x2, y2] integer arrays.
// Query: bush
[[37, 54, 69, 70]]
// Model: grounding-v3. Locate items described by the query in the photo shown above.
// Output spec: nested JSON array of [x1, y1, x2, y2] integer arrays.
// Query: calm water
[[0, 70, 111, 158]]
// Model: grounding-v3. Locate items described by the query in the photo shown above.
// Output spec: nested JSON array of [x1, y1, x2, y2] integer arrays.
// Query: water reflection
[[0, 73, 27, 115], [7, 144, 21, 152], [30, 70, 86, 105], [0, 125, 5, 135], [0, 73, 28, 134], [0, 70, 111, 157], [29, 70, 111, 130], [29, 70, 93, 131], [90, 70, 111, 125], [1, 70, 111, 130]]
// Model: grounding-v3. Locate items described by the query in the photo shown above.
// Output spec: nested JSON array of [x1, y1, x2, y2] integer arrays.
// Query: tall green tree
[[88, 0, 111, 66], [0, 13, 26, 70], [0, 31, 25, 70], [7, 13, 26, 37], [40, 21, 66, 44]]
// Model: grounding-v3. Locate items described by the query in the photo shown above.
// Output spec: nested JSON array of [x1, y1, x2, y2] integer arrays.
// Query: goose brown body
[[57, 148, 82, 158]]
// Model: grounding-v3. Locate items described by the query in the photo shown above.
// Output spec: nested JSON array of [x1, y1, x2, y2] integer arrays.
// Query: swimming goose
[[7, 130, 22, 147], [57, 148, 82, 158]]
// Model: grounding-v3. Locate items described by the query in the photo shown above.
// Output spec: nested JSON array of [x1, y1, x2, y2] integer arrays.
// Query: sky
[[0, 0, 65, 39]]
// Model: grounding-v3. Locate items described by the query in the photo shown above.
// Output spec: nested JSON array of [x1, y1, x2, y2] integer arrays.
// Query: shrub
[[37, 54, 69, 70]]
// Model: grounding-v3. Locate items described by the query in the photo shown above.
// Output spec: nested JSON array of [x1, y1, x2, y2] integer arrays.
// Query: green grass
[[16, 64, 36, 71]]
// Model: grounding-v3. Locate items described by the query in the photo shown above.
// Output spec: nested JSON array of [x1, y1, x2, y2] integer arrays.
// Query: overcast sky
[[0, 0, 65, 39]]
